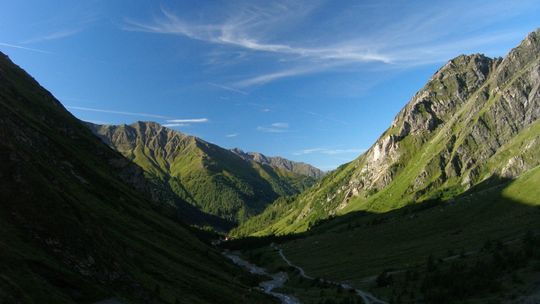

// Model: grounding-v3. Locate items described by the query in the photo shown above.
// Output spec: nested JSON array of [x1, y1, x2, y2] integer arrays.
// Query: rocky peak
[[340, 29, 540, 205], [392, 54, 499, 139], [493, 28, 540, 86]]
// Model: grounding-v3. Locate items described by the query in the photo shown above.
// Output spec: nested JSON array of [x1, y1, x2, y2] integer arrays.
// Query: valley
[[0, 3, 539, 303]]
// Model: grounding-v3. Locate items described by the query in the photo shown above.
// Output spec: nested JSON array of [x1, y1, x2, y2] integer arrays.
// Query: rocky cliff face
[[241, 28, 540, 234], [334, 29, 540, 210], [339, 55, 501, 205], [230, 148, 324, 179]]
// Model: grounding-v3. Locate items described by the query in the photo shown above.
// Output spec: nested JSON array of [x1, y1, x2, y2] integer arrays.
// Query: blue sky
[[1, 1, 539, 170]]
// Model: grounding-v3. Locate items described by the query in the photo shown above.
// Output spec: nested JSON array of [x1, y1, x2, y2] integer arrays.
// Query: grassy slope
[[0, 52, 273, 304], [230, 161, 358, 236], [230, 164, 540, 302], [91, 122, 317, 224], [235, 30, 540, 237], [279, 165, 540, 286], [255, 118, 540, 285]]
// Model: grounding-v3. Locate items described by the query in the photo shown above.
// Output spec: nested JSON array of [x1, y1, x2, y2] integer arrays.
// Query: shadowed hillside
[[0, 51, 274, 304]]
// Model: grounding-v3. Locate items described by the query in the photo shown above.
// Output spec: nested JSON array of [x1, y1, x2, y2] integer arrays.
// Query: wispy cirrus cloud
[[123, 3, 391, 87], [208, 82, 248, 95], [22, 28, 83, 44], [226, 133, 239, 138], [162, 123, 189, 127], [257, 122, 289, 133], [166, 118, 209, 123], [0, 42, 51, 54], [67, 106, 209, 127], [67, 106, 171, 119], [271, 122, 288, 128], [233, 66, 321, 88], [123, 1, 537, 87], [123, 5, 389, 65], [293, 147, 365, 156]]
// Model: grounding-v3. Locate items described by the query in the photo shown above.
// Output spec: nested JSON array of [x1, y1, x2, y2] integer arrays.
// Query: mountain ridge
[[233, 28, 540, 236], [0, 51, 272, 303], [88, 121, 321, 224]]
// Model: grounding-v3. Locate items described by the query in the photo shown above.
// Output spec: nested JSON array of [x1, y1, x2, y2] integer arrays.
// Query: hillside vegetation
[[89, 122, 320, 225], [0, 51, 273, 304]]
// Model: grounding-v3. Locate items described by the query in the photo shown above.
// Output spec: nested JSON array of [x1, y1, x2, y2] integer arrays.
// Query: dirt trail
[[272, 244, 387, 304]]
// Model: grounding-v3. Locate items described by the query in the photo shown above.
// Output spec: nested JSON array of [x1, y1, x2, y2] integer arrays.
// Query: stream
[[224, 251, 300, 304], [224, 248, 387, 304]]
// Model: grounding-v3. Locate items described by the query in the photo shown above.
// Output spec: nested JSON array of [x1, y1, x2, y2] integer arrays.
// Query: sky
[[1, 1, 539, 170]]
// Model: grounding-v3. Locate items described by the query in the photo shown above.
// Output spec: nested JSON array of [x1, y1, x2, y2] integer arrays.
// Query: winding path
[[272, 244, 387, 304]]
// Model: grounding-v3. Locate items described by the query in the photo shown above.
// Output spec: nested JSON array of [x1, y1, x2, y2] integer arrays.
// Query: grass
[[239, 247, 364, 304], [234, 33, 540, 237], [238, 166, 540, 302], [91, 122, 318, 224], [0, 52, 274, 304]]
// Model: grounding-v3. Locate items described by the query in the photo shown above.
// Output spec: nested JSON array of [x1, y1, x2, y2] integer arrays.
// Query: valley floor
[[230, 166, 540, 303]]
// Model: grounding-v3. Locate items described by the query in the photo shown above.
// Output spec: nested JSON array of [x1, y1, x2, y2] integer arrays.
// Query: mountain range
[[2, 25, 540, 304], [88, 122, 322, 226]]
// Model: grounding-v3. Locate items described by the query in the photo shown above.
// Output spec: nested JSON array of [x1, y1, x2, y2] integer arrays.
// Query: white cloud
[[67, 106, 209, 127], [123, 4, 390, 88], [257, 122, 289, 133], [271, 122, 289, 128], [83, 119, 110, 125], [234, 66, 321, 87], [67, 106, 170, 119], [124, 6, 390, 64], [0, 42, 51, 54], [163, 123, 189, 127], [22, 28, 82, 44], [322, 148, 366, 155], [293, 148, 326, 155], [257, 126, 285, 133], [166, 118, 209, 123], [226, 133, 239, 138], [293, 147, 365, 155], [123, 2, 536, 87], [208, 82, 248, 95]]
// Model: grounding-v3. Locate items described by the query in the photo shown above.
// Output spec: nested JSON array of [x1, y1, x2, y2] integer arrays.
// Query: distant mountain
[[234, 28, 540, 236], [0, 52, 272, 303], [230, 148, 325, 179], [88, 122, 321, 223]]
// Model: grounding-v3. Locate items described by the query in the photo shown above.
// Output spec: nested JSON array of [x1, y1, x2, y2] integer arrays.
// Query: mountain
[[0, 52, 273, 303], [88, 122, 321, 224], [228, 29, 540, 304], [234, 28, 540, 236], [230, 148, 324, 179]]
